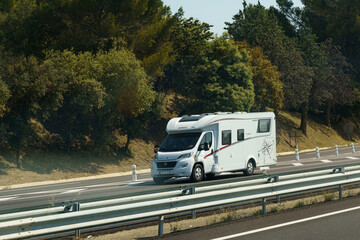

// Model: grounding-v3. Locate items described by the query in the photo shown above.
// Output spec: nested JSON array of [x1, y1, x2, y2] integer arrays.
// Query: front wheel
[[191, 164, 204, 182], [243, 160, 255, 176]]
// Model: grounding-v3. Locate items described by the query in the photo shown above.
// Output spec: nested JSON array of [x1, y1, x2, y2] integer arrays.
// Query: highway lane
[[159, 195, 360, 240], [0, 145, 359, 212]]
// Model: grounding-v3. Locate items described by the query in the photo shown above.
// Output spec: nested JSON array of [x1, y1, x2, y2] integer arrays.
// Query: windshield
[[159, 132, 201, 152]]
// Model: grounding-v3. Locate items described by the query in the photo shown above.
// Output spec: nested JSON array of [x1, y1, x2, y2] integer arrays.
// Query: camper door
[[196, 131, 214, 173]]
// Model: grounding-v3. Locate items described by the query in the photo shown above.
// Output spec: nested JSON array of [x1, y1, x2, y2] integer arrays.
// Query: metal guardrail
[[1, 165, 360, 239]]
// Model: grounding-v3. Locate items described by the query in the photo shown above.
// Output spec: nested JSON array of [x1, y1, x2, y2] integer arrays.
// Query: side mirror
[[204, 142, 210, 151], [154, 145, 160, 153]]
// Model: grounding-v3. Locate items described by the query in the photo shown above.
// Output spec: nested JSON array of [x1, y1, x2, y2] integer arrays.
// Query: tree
[[312, 40, 358, 127], [196, 37, 254, 112], [302, 0, 360, 75], [94, 48, 156, 151], [42, 48, 156, 152], [226, 2, 312, 134], [0, 56, 62, 168], [162, 10, 214, 94], [276, 0, 359, 128], [41, 50, 106, 152], [237, 41, 283, 112]]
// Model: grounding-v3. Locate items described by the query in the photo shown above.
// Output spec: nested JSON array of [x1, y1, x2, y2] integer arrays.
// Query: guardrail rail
[[1, 165, 360, 239]]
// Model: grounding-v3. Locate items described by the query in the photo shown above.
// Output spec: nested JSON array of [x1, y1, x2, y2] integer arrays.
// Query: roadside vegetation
[[0, 0, 360, 186], [0, 109, 358, 187]]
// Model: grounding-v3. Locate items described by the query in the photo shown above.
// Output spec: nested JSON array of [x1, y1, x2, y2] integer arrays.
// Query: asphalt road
[[0, 145, 359, 212], [159, 195, 360, 240]]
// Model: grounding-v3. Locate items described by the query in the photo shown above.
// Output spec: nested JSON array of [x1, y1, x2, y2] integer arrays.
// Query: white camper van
[[151, 112, 276, 183]]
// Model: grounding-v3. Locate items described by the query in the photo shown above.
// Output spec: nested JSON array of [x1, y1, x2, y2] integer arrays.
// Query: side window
[[237, 129, 244, 141], [258, 119, 271, 133], [199, 132, 212, 149], [222, 130, 231, 145]]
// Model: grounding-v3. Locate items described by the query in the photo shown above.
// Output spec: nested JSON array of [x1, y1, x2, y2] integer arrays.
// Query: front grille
[[157, 161, 177, 168]]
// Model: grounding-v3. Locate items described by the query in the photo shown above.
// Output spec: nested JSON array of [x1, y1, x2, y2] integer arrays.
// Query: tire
[[243, 160, 255, 176], [191, 164, 204, 182], [153, 177, 168, 184]]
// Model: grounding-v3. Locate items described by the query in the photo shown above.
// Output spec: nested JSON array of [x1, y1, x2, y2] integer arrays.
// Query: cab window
[[198, 132, 212, 150]]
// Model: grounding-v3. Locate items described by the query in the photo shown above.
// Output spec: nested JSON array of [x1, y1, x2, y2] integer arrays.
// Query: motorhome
[[151, 112, 276, 183]]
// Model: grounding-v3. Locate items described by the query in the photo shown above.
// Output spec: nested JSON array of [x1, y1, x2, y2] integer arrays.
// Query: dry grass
[[91, 187, 360, 240], [276, 111, 358, 152], [0, 110, 359, 187], [0, 138, 155, 187]]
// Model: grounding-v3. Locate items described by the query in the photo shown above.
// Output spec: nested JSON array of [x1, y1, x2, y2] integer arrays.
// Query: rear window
[[258, 119, 271, 133]]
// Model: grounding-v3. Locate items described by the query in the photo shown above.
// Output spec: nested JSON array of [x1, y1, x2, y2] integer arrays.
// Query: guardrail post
[[190, 187, 196, 219], [339, 185, 343, 200], [295, 148, 300, 161], [132, 165, 137, 181], [262, 198, 267, 215], [158, 215, 164, 237], [316, 147, 320, 158], [335, 145, 339, 156], [73, 202, 80, 238], [274, 176, 280, 203], [351, 143, 355, 153], [182, 186, 197, 218]]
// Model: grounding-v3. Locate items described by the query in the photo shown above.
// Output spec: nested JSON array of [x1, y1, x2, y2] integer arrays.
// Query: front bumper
[[151, 158, 194, 178]]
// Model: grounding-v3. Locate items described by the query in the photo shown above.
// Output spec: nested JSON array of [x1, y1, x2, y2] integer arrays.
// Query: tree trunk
[[300, 104, 308, 136], [274, 109, 279, 117], [326, 101, 331, 127], [125, 133, 131, 151], [16, 149, 22, 169]]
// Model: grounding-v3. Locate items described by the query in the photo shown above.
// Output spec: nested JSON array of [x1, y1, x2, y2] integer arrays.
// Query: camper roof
[[166, 112, 274, 133]]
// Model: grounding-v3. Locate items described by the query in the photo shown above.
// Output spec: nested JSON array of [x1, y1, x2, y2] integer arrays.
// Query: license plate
[[158, 171, 171, 175]]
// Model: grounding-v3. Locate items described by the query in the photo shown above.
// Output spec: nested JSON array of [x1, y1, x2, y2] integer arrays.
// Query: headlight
[[154, 154, 158, 160], [178, 153, 191, 159]]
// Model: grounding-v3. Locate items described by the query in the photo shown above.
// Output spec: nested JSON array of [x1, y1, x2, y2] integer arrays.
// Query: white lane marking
[[0, 197, 17, 202], [292, 163, 303, 166], [346, 157, 359, 160], [321, 159, 332, 163], [212, 206, 360, 240], [58, 189, 85, 195]]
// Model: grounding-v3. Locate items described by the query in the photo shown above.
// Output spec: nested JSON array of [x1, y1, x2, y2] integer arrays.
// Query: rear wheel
[[243, 160, 255, 176], [191, 164, 204, 182], [153, 177, 168, 184]]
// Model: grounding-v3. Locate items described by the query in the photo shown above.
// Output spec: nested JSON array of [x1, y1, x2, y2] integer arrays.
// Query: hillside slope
[[0, 110, 358, 186]]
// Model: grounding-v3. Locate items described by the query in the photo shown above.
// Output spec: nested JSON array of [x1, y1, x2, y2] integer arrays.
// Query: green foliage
[[196, 38, 254, 112], [226, 3, 312, 111], [302, 0, 360, 69], [0, 79, 10, 116], [96, 48, 155, 117], [0, 55, 60, 167], [162, 12, 213, 94], [41, 50, 106, 151], [238, 41, 283, 111]]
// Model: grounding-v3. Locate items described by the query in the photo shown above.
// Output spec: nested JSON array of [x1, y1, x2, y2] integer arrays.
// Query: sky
[[162, 0, 303, 35]]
